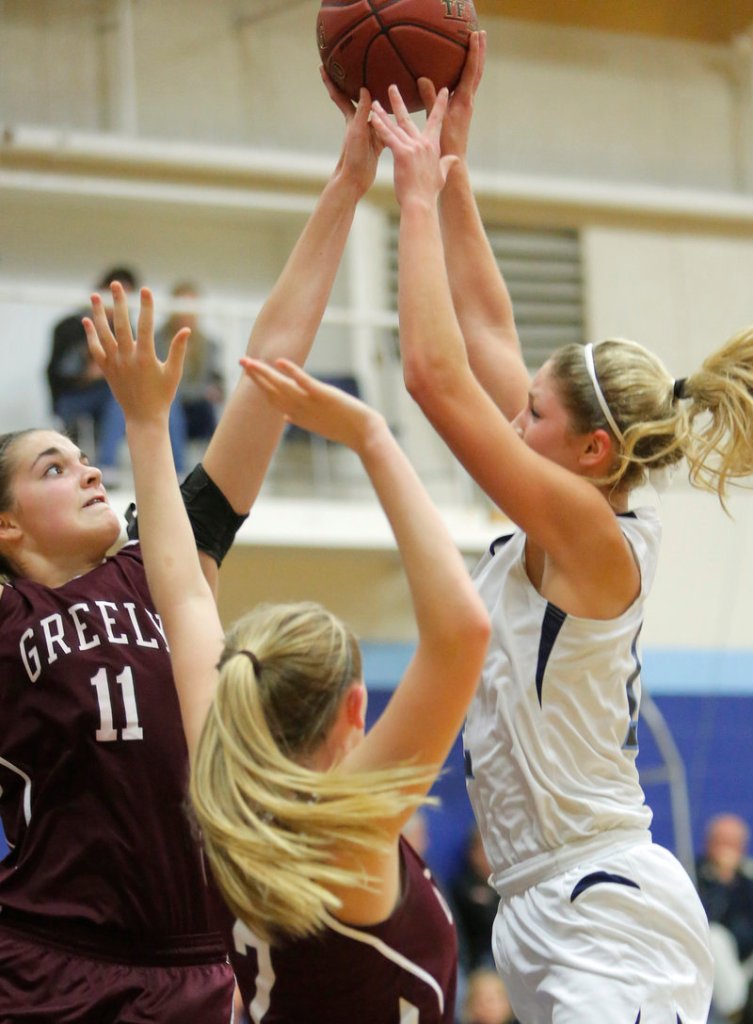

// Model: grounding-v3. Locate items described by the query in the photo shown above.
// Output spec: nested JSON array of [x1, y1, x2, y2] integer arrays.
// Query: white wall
[[3, 0, 753, 655], [584, 227, 753, 362], [2, 2, 746, 186], [582, 225, 753, 656]]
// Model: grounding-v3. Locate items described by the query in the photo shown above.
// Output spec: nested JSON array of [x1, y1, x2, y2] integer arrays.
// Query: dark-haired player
[[0, 73, 381, 1022]]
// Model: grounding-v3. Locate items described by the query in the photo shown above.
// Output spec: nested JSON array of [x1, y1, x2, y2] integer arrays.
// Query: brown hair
[[0, 430, 35, 578]]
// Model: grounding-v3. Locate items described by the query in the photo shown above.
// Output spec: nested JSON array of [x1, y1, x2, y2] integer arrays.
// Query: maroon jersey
[[0, 541, 221, 941], [227, 837, 458, 1023]]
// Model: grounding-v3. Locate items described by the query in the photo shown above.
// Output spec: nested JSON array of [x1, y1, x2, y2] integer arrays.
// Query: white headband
[[583, 343, 624, 444]]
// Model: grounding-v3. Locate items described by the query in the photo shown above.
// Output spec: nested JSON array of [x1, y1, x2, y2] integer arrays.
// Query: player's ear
[[579, 428, 614, 474], [344, 682, 367, 731], [0, 514, 22, 573], [0, 513, 21, 541]]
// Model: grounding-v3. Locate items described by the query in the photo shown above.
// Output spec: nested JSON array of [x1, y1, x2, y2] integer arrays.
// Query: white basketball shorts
[[492, 840, 713, 1024]]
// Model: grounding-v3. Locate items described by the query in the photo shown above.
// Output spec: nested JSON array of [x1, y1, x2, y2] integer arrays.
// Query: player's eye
[[43, 463, 64, 477]]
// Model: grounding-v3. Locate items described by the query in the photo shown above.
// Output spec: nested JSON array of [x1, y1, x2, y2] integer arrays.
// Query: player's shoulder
[[98, 539, 145, 583], [471, 529, 519, 581], [69, 543, 143, 587], [619, 505, 661, 534], [114, 538, 143, 561], [618, 506, 662, 559]]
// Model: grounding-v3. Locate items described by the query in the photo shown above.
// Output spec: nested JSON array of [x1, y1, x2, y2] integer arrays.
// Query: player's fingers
[[367, 116, 385, 157], [135, 287, 156, 354], [111, 282, 135, 351], [90, 294, 117, 354], [351, 87, 376, 139], [240, 362, 282, 403], [240, 357, 295, 401], [82, 317, 106, 363], [457, 32, 480, 96], [388, 85, 415, 130], [370, 101, 400, 145], [476, 31, 487, 88], [425, 88, 449, 139], [165, 327, 190, 379], [320, 65, 355, 118], [439, 154, 460, 185], [272, 358, 319, 395], [157, 327, 188, 401], [354, 87, 373, 122], [417, 77, 438, 113]]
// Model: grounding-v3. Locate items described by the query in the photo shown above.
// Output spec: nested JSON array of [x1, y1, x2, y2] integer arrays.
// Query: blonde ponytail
[[189, 602, 435, 943], [550, 330, 753, 502], [679, 326, 753, 503]]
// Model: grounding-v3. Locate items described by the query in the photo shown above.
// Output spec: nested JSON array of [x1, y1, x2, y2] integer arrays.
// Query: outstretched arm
[[201, 76, 382, 516], [418, 32, 529, 420], [85, 285, 223, 759], [370, 87, 637, 614], [242, 358, 489, 791]]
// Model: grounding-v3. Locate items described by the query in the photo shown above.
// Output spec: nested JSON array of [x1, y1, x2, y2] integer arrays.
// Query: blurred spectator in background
[[460, 968, 517, 1024], [697, 813, 753, 1023], [155, 281, 225, 470], [47, 267, 187, 484], [46, 266, 138, 486], [451, 825, 498, 974]]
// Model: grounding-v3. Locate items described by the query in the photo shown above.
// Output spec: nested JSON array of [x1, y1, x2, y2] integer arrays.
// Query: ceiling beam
[[474, 0, 753, 44]]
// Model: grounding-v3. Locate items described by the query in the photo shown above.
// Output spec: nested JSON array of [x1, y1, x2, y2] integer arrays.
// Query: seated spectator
[[48, 267, 188, 482], [46, 266, 137, 485], [154, 281, 225, 468], [697, 813, 753, 1023], [460, 968, 517, 1024], [451, 825, 498, 974]]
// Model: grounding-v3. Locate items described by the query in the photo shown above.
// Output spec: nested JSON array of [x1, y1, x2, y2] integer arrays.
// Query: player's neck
[[19, 549, 107, 589]]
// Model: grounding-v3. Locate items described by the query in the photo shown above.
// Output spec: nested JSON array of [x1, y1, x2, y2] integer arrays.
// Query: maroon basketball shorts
[[0, 919, 235, 1023]]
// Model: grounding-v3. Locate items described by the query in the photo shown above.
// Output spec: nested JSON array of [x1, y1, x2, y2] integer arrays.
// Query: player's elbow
[[442, 599, 491, 681], [464, 603, 492, 666], [402, 350, 455, 417]]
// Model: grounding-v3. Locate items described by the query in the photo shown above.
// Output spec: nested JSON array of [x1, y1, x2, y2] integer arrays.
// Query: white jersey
[[464, 508, 659, 889]]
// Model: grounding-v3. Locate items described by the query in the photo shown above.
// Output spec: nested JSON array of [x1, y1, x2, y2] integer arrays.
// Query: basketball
[[316, 0, 479, 113]]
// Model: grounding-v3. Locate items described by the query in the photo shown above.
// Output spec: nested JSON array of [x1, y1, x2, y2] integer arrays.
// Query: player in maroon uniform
[[0, 76, 381, 1023], [85, 221, 490, 1024]]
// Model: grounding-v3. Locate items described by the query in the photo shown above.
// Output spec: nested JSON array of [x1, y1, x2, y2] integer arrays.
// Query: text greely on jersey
[[18, 601, 169, 683]]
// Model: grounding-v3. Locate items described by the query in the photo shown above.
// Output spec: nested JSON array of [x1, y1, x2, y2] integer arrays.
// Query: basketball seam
[[319, 0, 472, 105]]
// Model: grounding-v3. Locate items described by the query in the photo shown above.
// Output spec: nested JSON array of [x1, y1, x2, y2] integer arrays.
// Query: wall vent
[[388, 220, 585, 370]]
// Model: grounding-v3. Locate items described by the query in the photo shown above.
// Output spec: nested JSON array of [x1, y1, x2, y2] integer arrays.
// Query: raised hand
[[322, 70, 383, 197], [83, 283, 188, 425], [370, 85, 458, 207], [241, 357, 377, 452], [417, 30, 485, 160]]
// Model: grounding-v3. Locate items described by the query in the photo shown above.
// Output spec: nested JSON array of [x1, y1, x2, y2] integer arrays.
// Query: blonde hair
[[190, 601, 435, 943], [550, 327, 753, 502]]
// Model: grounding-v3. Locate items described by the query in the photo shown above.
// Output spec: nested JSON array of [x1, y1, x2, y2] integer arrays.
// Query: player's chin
[[84, 507, 121, 542], [82, 501, 116, 521]]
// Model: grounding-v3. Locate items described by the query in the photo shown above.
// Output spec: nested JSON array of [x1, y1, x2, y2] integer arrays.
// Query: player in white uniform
[[371, 33, 753, 1023], [465, 515, 712, 1022]]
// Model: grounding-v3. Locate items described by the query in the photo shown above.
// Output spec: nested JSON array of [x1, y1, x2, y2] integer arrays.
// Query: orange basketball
[[316, 0, 479, 113]]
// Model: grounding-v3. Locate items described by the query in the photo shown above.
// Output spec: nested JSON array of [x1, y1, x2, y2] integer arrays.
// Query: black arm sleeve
[[125, 463, 248, 567]]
